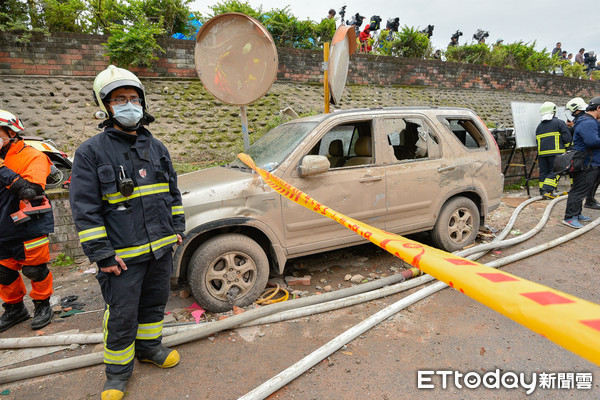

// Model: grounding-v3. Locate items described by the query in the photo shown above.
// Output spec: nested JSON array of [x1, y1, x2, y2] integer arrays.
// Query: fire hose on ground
[[0, 195, 549, 350], [0, 195, 593, 389]]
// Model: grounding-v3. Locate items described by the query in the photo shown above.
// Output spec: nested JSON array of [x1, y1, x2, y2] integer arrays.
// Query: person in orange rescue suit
[[0, 110, 54, 332], [69, 65, 185, 400], [535, 101, 572, 199]]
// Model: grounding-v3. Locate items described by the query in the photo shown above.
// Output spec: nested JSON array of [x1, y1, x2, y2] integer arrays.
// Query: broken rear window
[[442, 118, 488, 150]]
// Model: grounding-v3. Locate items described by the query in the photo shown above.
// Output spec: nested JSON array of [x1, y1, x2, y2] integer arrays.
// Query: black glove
[[8, 177, 43, 200]]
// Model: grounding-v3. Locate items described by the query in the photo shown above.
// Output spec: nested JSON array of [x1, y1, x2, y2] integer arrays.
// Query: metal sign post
[[323, 42, 330, 114]]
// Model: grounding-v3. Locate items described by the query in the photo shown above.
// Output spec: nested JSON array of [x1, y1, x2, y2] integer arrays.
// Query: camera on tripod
[[339, 5, 346, 23], [451, 30, 463, 41], [386, 17, 400, 32], [347, 12, 365, 28], [473, 29, 489, 43], [419, 24, 434, 39], [448, 30, 462, 47], [369, 15, 382, 31]]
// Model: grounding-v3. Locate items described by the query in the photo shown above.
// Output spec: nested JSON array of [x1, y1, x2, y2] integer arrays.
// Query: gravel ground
[[0, 190, 598, 399]]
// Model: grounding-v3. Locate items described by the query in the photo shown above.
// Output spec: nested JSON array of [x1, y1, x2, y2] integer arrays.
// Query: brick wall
[[2, 33, 600, 97], [47, 191, 84, 261]]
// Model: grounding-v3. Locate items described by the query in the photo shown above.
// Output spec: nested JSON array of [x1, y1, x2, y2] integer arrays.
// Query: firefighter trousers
[[538, 156, 561, 194], [0, 236, 53, 304], [96, 252, 172, 375]]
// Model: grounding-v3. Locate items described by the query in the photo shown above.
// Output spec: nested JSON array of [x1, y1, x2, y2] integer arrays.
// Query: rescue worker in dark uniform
[[0, 110, 54, 332], [563, 96, 600, 228], [69, 66, 185, 400], [535, 101, 572, 199]]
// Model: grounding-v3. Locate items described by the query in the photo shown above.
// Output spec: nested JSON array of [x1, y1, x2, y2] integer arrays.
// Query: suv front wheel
[[187, 233, 270, 312], [431, 197, 480, 252]]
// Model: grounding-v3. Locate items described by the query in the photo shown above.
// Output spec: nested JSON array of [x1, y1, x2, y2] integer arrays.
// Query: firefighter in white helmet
[[535, 102, 572, 199], [69, 66, 185, 400], [565, 97, 588, 131]]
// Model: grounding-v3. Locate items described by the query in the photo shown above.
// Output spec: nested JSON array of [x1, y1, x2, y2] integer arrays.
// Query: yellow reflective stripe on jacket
[[115, 235, 178, 259], [104, 341, 135, 365], [78, 226, 108, 243], [172, 205, 184, 215], [136, 320, 163, 340], [101, 183, 170, 204], [23, 236, 49, 250], [537, 132, 564, 155]]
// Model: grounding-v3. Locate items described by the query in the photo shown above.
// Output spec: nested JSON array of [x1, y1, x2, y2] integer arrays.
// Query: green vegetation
[[375, 26, 432, 58], [504, 177, 539, 191], [52, 253, 75, 267], [446, 41, 555, 73], [4, 0, 584, 76]]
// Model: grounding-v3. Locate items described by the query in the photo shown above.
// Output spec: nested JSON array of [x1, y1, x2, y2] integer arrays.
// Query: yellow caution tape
[[238, 153, 600, 366]]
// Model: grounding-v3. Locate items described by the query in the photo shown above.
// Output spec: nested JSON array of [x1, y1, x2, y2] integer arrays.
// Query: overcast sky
[[191, 0, 598, 56]]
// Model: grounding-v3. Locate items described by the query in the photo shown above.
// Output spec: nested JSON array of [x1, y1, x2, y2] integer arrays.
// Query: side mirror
[[297, 155, 330, 177]]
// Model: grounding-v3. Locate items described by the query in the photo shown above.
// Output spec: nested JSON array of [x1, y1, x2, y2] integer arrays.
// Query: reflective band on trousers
[[24, 236, 49, 250], [115, 235, 178, 259], [172, 205, 184, 215], [104, 342, 135, 365], [136, 320, 163, 340], [103, 306, 135, 365], [102, 183, 169, 204], [78, 226, 107, 242]]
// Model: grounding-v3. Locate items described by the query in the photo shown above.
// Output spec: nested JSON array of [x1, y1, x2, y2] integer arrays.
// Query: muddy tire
[[187, 233, 269, 313], [431, 197, 480, 252]]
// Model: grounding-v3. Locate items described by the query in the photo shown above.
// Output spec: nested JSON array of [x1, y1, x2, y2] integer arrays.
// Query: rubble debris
[[285, 275, 311, 286]]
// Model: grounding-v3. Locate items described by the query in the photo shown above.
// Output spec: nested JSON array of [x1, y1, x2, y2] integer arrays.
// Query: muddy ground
[[0, 189, 598, 400]]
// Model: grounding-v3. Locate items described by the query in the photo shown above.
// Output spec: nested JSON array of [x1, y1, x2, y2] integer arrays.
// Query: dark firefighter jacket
[[535, 117, 572, 157], [0, 139, 54, 242], [69, 127, 185, 269]]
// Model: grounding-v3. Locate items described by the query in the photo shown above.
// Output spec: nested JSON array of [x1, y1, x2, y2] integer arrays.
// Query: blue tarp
[[172, 14, 203, 40]]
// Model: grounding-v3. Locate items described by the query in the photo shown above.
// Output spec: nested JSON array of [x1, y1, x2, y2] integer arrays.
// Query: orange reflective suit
[[0, 139, 54, 303]]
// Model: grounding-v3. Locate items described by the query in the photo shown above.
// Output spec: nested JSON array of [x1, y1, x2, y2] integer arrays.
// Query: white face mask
[[0, 137, 10, 148], [112, 102, 143, 129]]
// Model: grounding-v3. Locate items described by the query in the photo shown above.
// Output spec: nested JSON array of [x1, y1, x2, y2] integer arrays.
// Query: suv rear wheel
[[431, 197, 480, 252], [187, 233, 269, 312]]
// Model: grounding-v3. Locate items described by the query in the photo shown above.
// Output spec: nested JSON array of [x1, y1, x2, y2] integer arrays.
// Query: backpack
[[552, 149, 591, 175]]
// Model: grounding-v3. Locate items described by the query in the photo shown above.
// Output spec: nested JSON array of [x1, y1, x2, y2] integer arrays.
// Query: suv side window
[[311, 121, 373, 168], [443, 118, 488, 149], [384, 117, 440, 162]]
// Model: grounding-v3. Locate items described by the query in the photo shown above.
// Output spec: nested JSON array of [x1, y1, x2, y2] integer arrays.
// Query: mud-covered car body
[[174, 107, 504, 311]]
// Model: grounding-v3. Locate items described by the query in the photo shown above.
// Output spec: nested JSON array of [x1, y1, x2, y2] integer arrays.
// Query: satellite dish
[[328, 26, 356, 105], [195, 13, 278, 106]]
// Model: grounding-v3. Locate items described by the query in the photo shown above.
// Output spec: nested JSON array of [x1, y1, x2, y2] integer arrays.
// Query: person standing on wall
[[562, 96, 600, 228], [535, 102, 572, 199], [0, 110, 54, 332], [69, 65, 186, 400]]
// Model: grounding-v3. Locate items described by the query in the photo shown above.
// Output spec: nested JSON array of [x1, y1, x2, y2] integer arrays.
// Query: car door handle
[[437, 165, 456, 173], [359, 175, 383, 183]]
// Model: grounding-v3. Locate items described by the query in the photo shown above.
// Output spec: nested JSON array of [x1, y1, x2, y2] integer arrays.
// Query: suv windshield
[[229, 121, 318, 170]]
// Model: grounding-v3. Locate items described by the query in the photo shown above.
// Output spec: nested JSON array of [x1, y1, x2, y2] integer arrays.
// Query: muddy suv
[[174, 107, 504, 311]]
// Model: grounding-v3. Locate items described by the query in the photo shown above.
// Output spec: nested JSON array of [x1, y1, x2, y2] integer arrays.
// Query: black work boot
[[31, 298, 52, 330], [136, 345, 180, 368], [101, 372, 131, 400], [0, 302, 30, 332]]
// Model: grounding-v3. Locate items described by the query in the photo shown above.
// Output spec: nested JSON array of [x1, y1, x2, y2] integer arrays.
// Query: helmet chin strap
[[111, 116, 142, 132]]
